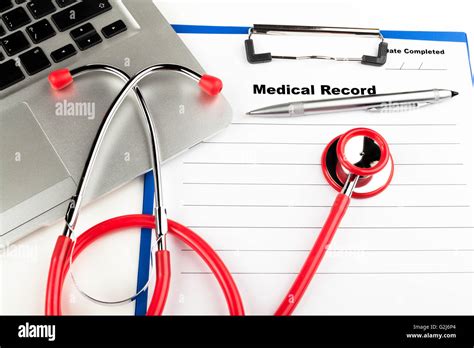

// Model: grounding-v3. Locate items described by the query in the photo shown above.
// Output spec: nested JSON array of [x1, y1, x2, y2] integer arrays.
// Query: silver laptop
[[0, 0, 232, 247]]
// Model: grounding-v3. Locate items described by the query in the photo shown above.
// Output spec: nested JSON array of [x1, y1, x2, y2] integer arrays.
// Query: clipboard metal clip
[[245, 24, 388, 66]]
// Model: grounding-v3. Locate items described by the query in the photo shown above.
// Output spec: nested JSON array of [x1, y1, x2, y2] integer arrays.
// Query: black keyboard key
[[70, 22, 94, 40], [27, 0, 56, 19], [27, 1, 56, 21], [101, 20, 126, 39], [50, 43, 76, 62], [19, 47, 50, 75], [70, 23, 102, 51], [0, 24, 5, 36], [1, 7, 30, 31], [0, 59, 25, 90], [26, 19, 56, 43], [75, 31, 101, 50], [52, 0, 111, 32], [0, 0, 13, 13], [0, 50, 4, 60], [55, 0, 76, 8], [1, 30, 29, 55]]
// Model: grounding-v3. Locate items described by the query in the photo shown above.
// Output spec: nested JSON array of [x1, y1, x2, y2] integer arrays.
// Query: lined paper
[[158, 31, 474, 315]]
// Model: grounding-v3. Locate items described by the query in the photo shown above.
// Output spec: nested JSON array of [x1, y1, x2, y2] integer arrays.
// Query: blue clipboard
[[134, 25, 473, 315]]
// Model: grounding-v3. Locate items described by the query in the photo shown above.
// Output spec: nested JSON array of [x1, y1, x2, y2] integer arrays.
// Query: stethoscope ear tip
[[48, 69, 74, 90], [199, 74, 223, 96]]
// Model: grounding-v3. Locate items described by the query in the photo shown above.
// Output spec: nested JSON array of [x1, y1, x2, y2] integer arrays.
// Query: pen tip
[[451, 91, 459, 97]]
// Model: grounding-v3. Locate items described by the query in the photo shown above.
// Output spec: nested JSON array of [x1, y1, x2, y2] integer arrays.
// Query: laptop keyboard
[[0, 0, 127, 91]]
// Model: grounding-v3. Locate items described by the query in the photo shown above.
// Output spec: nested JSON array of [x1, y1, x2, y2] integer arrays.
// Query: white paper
[[159, 30, 474, 314]]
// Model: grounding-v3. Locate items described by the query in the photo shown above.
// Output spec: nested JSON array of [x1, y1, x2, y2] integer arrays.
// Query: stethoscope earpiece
[[322, 127, 394, 198]]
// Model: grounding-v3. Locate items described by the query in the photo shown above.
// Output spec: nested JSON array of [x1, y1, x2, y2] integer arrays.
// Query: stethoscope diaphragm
[[321, 128, 394, 198]]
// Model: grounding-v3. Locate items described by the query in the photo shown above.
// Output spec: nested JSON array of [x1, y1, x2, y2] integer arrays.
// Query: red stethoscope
[[45, 65, 394, 316]]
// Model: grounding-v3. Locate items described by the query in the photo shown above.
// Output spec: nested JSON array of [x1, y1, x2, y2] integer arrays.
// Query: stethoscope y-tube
[[45, 64, 244, 315], [55, 64, 162, 304], [50, 64, 212, 246]]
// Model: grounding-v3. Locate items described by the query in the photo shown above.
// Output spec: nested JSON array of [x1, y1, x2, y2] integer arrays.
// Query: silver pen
[[246, 89, 459, 117]]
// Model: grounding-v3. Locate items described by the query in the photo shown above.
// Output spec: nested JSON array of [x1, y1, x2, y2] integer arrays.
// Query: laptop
[[0, 0, 232, 247]]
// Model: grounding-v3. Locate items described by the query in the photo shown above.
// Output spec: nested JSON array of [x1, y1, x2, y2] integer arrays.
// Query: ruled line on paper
[[181, 271, 474, 275], [183, 162, 464, 166], [181, 248, 474, 253], [202, 141, 461, 146], [230, 122, 457, 127], [383, 62, 450, 71], [385, 68, 449, 71], [182, 204, 470, 208], [186, 226, 474, 230]]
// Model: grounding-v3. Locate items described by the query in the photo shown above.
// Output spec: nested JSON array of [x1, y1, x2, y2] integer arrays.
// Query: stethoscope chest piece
[[321, 128, 394, 198]]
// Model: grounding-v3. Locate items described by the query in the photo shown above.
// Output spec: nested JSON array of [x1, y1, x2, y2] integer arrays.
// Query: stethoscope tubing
[[45, 215, 245, 316], [274, 193, 350, 315]]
